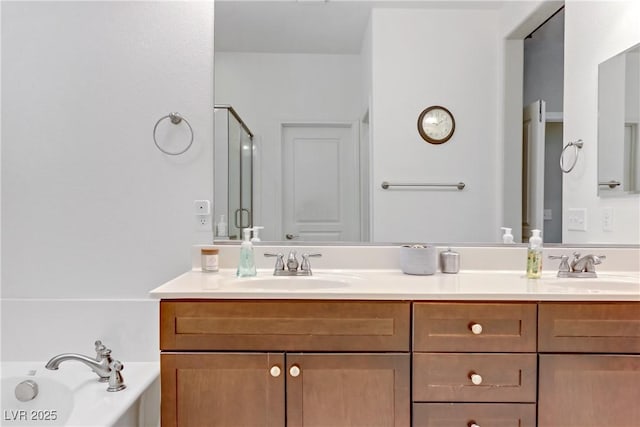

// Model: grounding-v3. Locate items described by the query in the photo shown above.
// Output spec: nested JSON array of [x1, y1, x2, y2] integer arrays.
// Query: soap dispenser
[[237, 228, 257, 277], [251, 226, 264, 243], [526, 229, 543, 279], [216, 214, 228, 239], [501, 227, 514, 244]]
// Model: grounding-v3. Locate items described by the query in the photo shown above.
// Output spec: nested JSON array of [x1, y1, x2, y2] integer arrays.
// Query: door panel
[[522, 100, 546, 240], [286, 353, 410, 427], [161, 353, 284, 427], [539, 354, 640, 427], [282, 124, 359, 241]]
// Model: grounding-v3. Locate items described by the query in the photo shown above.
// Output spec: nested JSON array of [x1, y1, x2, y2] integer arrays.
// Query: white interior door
[[522, 100, 546, 240], [282, 123, 359, 241]]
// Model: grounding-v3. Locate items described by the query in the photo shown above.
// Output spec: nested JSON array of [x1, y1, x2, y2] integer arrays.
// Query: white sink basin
[[541, 274, 640, 293], [225, 274, 359, 291]]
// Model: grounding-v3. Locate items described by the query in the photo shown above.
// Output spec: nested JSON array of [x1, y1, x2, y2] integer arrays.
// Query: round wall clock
[[417, 106, 455, 144]]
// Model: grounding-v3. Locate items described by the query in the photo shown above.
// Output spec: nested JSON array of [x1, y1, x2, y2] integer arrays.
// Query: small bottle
[[237, 228, 257, 277], [251, 226, 264, 243], [526, 229, 543, 278], [201, 248, 219, 272], [216, 214, 228, 239], [501, 227, 514, 244]]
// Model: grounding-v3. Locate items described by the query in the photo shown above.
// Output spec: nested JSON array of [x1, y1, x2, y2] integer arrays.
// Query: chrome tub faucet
[[45, 340, 126, 392], [549, 252, 606, 278]]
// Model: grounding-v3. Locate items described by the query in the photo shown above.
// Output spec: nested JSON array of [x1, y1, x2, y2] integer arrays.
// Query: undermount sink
[[542, 274, 640, 293], [226, 274, 359, 291]]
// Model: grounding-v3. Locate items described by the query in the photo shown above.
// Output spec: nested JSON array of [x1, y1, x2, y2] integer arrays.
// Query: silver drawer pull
[[470, 373, 483, 385], [470, 323, 483, 335]]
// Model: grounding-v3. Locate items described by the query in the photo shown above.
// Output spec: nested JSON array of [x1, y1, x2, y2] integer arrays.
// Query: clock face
[[418, 106, 455, 144]]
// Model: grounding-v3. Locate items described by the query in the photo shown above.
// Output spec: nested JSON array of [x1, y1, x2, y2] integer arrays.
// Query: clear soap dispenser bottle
[[237, 228, 257, 277], [501, 227, 514, 244], [526, 229, 543, 279]]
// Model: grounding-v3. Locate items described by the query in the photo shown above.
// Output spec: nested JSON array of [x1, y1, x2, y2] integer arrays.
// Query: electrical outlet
[[194, 200, 211, 215], [195, 215, 211, 232], [567, 208, 587, 231], [602, 207, 614, 231]]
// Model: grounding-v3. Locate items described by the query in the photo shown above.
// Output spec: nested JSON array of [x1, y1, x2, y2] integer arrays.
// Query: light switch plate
[[567, 208, 587, 231], [602, 207, 614, 231]]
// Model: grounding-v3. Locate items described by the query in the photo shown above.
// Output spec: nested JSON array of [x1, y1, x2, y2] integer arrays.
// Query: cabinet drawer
[[161, 300, 410, 351], [413, 403, 536, 427], [413, 353, 537, 402], [413, 302, 537, 352], [539, 302, 640, 353]]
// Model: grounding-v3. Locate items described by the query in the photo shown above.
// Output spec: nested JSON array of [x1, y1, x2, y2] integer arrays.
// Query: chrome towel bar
[[381, 181, 466, 190], [599, 180, 621, 189]]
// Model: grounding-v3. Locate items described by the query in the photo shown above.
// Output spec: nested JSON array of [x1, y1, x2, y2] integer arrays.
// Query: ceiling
[[215, 1, 504, 55]]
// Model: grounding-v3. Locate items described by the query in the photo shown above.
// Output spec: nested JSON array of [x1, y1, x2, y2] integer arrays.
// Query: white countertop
[[149, 268, 640, 301]]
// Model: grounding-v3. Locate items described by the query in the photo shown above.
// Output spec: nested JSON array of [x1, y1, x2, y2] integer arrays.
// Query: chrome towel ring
[[153, 112, 194, 155], [560, 139, 583, 173]]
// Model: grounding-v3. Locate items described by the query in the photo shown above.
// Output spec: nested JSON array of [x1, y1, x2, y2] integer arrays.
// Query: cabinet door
[[539, 354, 640, 427], [286, 353, 410, 427], [161, 353, 285, 427]]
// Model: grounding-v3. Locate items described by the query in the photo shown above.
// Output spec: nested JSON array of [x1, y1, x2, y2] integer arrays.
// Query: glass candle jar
[[201, 248, 219, 272]]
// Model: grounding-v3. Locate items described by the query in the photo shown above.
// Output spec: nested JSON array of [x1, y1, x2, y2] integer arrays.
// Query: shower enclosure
[[214, 105, 254, 240]]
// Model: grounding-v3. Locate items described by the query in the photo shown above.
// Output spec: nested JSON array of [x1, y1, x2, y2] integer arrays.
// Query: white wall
[[370, 8, 500, 243], [214, 52, 362, 241], [563, 0, 640, 244], [1, 1, 214, 360]]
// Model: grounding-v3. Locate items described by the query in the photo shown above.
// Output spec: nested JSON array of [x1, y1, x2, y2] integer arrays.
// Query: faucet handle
[[107, 360, 126, 392], [94, 340, 112, 360], [301, 253, 322, 272], [548, 255, 570, 272], [264, 253, 285, 271]]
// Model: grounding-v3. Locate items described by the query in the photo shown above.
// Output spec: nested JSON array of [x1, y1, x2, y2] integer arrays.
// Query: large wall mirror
[[598, 43, 640, 196], [214, 0, 636, 245]]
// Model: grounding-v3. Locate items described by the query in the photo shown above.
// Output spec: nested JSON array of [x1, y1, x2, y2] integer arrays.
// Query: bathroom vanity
[[151, 246, 640, 427]]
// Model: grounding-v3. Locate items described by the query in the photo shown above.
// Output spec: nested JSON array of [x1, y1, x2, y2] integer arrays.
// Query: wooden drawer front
[[413, 353, 537, 402], [413, 303, 536, 352], [413, 403, 536, 427], [539, 302, 640, 353], [161, 300, 410, 351]]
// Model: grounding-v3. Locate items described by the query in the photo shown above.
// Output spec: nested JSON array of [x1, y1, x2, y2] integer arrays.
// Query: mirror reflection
[[598, 43, 640, 196], [213, 1, 633, 245]]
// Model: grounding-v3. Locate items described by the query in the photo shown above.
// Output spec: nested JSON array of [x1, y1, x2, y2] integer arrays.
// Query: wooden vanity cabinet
[[538, 302, 640, 427], [412, 302, 537, 427], [160, 300, 411, 427]]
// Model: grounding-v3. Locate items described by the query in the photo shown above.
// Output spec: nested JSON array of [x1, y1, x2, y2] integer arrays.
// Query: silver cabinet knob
[[470, 323, 483, 335], [289, 365, 301, 377], [470, 373, 483, 385], [285, 234, 299, 240], [270, 366, 281, 377], [15, 380, 38, 402]]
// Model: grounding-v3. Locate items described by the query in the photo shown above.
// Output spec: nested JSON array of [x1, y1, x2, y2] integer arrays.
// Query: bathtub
[[0, 361, 159, 427]]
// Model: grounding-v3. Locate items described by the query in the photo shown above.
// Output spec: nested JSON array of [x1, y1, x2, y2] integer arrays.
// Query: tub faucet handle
[[95, 341, 112, 362], [107, 360, 126, 392]]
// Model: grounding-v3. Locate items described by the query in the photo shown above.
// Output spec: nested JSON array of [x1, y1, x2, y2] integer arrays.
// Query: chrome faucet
[[45, 340, 126, 392], [549, 252, 606, 278], [265, 250, 322, 276]]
